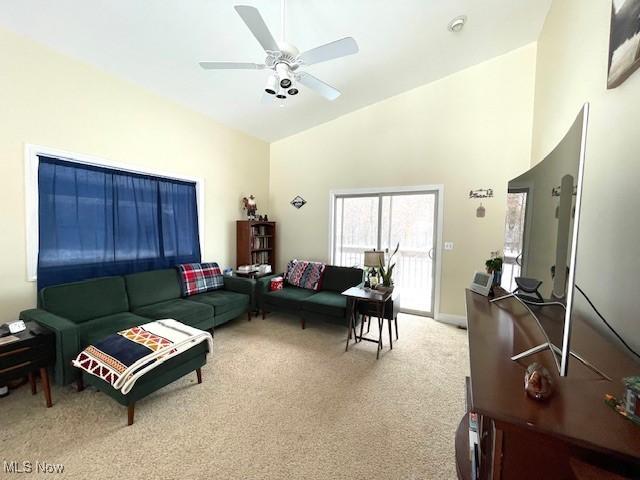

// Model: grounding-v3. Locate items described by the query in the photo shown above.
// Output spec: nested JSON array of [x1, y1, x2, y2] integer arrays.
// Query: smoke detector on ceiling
[[448, 15, 467, 33]]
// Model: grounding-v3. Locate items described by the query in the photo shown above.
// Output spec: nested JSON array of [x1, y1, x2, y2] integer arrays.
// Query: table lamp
[[364, 250, 385, 287]]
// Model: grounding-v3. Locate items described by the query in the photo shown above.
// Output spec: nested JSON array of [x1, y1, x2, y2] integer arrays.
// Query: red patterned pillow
[[284, 260, 326, 291]]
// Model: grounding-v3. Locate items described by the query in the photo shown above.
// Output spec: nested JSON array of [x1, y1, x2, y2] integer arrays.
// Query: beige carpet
[[1, 313, 469, 480]]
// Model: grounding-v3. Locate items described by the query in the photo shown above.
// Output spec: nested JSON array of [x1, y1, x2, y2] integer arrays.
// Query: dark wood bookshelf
[[236, 220, 276, 271]]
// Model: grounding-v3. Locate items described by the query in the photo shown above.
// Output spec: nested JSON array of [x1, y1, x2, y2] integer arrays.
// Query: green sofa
[[20, 268, 255, 386], [257, 265, 364, 329]]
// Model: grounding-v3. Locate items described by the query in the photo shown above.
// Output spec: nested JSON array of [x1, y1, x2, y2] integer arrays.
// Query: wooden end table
[[0, 322, 55, 407], [342, 286, 393, 360]]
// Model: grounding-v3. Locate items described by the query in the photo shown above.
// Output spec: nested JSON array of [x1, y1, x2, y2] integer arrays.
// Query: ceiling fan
[[199, 1, 359, 103]]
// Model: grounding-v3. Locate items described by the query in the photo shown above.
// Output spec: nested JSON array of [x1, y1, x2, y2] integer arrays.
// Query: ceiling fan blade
[[199, 62, 264, 70], [234, 5, 280, 53], [297, 72, 341, 101], [298, 37, 359, 66]]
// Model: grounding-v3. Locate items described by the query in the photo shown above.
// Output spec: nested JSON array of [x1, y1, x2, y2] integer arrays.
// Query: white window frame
[[24, 144, 205, 281], [328, 184, 444, 319]]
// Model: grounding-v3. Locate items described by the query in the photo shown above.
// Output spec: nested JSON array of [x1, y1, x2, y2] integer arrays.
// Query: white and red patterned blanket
[[72, 319, 212, 394]]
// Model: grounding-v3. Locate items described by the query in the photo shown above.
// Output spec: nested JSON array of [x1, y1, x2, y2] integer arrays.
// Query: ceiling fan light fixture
[[275, 62, 293, 89], [265, 74, 278, 95], [448, 15, 467, 33]]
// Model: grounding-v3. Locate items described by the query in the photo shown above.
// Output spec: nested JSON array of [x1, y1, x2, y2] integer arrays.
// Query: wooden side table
[[0, 322, 55, 407], [342, 286, 393, 359]]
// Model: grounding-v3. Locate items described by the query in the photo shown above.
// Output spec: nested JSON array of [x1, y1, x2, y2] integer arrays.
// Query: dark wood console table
[[457, 289, 640, 479]]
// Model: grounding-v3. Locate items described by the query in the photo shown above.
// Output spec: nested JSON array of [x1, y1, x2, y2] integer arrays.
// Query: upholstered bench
[[74, 320, 212, 426]]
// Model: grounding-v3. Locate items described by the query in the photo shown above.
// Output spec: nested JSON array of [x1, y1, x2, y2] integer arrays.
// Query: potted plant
[[377, 243, 399, 292], [485, 251, 503, 287]]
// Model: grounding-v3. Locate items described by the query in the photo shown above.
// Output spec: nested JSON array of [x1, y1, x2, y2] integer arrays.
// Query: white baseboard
[[435, 313, 467, 328]]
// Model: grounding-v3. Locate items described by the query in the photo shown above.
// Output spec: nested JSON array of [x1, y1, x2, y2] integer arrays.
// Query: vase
[[492, 270, 502, 286]]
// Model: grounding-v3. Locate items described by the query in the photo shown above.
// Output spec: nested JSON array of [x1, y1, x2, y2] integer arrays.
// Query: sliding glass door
[[332, 190, 439, 316]]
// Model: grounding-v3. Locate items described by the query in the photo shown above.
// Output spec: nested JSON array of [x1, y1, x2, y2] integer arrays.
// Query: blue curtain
[[37, 156, 201, 289]]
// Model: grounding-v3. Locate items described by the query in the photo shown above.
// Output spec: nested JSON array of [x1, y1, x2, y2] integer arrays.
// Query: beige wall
[[0, 27, 269, 320], [269, 44, 537, 318], [532, 0, 640, 353]]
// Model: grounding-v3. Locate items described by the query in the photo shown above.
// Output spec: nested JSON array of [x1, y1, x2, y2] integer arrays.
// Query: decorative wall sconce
[[476, 204, 486, 218], [470, 188, 493, 218], [469, 188, 494, 199]]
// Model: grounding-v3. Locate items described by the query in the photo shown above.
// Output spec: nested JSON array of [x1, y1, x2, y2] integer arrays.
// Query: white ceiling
[[0, 0, 551, 142]]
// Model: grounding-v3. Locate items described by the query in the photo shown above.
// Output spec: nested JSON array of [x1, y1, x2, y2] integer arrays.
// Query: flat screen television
[[500, 104, 589, 377]]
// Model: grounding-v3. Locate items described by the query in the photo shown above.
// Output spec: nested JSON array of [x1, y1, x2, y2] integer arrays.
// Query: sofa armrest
[[20, 308, 80, 386], [223, 276, 257, 307]]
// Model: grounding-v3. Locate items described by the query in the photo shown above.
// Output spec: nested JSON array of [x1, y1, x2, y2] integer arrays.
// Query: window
[[35, 155, 201, 289]]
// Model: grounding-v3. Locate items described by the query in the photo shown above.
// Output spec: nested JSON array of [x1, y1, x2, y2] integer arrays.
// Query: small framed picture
[[607, 0, 640, 89]]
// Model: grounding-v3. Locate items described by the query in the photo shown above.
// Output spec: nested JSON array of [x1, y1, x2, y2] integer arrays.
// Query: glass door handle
[[516, 252, 523, 266], [428, 248, 434, 260]]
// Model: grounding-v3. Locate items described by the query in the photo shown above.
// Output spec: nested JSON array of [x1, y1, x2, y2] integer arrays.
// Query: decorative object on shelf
[[377, 243, 399, 292], [241, 195, 258, 220], [485, 251, 503, 287], [269, 276, 284, 292], [524, 362, 554, 401], [290, 195, 307, 209], [624, 376, 640, 418], [364, 250, 385, 288], [605, 394, 640, 427], [605, 377, 640, 427], [469, 188, 494, 199], [469, 271, 493, 297], [607, 0, 640, 89]]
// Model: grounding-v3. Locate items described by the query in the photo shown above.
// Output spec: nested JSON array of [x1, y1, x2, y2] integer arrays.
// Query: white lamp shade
[[364, 250, 385, 268]]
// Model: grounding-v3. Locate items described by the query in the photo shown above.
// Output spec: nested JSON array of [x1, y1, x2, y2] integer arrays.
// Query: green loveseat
[[257, 265, 363, 329], [20, 268, 255, 386]]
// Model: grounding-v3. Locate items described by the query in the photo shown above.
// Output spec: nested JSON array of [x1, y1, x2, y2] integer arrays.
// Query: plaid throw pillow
[[177, 263, 223, 297], [284, 260, 326, 291]]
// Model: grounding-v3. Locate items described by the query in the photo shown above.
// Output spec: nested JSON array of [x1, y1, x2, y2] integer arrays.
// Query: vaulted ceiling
[[0, 0, 552, 141]]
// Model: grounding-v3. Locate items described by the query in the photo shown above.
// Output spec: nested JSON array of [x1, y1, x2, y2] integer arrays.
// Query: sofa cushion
[[77, 312, 151, 346], [124, 269, 182, 310], [284, 260, 325, 291], [40, 276, 129, 324], [188, 290, 250, 316], [301, 291, 347, 318], [321, 265, 364, 293], [133, 299, 213, 327], [176, 263, 224, 297], [262, 286, 315, 308]]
